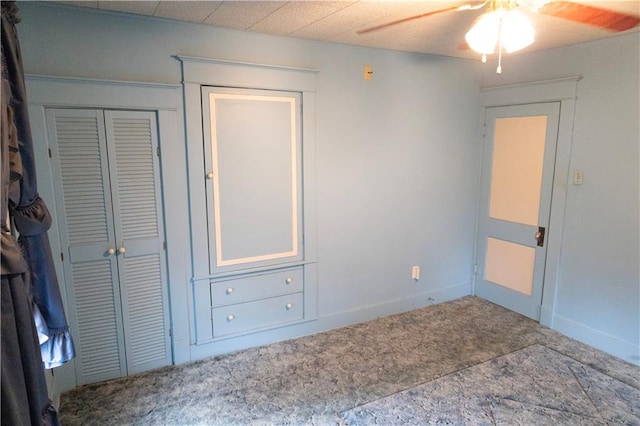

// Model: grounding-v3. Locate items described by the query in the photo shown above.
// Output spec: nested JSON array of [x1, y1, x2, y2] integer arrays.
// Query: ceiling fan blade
[[539, 1, 640, 32], [356, 5, 462, 35]]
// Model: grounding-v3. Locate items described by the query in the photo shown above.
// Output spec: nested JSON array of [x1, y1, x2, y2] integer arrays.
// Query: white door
[[201, 87, 303, 274], [47, 108, 171, 385], [475, 102, 560, 320]]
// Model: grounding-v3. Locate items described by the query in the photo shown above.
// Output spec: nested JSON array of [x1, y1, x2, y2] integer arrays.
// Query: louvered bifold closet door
[[46, 109, 127, 384], [104, 110, 171, 374]]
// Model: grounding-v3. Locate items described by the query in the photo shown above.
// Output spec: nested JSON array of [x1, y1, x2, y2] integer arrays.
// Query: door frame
[[26, 75, 187, 392], [474, 76, 581, 326]]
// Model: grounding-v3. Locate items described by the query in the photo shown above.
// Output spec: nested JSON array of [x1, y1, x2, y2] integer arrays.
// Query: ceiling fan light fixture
[[465, 7, 536, 73], [502, 9, 535, 53], [465, 10, 502, 54], [466, 8, 535, 55]]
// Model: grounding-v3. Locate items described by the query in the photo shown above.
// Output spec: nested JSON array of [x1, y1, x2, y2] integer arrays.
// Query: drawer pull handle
[[226, 314, 235, 321], [286, 303, 294, 310], [285, 277, 293, 284], [226, 287, 234, 295]]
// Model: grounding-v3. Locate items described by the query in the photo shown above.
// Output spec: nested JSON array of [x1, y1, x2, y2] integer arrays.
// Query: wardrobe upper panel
[[203, 87, 304, 273]]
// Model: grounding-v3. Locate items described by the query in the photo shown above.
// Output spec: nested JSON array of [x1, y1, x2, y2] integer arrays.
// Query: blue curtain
[[2, 1, 74, 424]]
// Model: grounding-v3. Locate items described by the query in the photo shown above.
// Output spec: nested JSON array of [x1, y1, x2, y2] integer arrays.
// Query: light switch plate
[[573, 170, 584, 185]]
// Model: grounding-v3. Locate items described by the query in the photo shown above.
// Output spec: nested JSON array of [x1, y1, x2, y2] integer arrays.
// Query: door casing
[[26, 75, 186, 392], [474, 77, 581, 326]]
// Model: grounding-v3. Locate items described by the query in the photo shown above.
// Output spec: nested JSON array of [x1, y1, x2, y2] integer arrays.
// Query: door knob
[[535, 226, 546, 247], [206, 172, 214, 180], [107, 248, 116, 255], [118, 246, 126, 254]]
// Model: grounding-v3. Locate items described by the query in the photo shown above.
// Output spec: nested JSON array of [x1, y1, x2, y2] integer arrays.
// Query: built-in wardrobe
[[28, 76, 187, 390], [180, 57, 318, 359]]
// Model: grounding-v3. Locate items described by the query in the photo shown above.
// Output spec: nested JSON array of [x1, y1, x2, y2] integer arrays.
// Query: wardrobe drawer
[[211, 267, 303, 307], [212, 293, 303, 337]]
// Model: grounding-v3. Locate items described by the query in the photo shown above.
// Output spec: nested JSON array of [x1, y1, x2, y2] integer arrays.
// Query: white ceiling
[[55, 1, 640, 59]]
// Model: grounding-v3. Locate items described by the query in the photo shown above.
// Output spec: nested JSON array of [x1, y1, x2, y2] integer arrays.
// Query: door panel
[[476, 102, 560, 320], [121, 253, 168, 370], [202, 87, 303, 272], [106, 112, 161, 242], [71, 261, 125, 380], [488, 115, 548, 226], [485, 237, 535, 296], [104, 110, 172, 375]]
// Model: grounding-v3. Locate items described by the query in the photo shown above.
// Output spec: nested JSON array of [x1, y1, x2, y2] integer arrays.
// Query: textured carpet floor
[[59, 297, 640, 425], [341, 344, 640, 425]]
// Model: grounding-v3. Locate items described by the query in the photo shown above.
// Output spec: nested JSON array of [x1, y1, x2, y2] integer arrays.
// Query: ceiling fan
[[357, 1, 640, 73]]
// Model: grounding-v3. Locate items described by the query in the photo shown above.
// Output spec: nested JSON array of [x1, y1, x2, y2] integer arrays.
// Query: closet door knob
[[226, 314, 235, 321], [206, 172, 214, 180], [107, 248, 116, 255], [118, 246, 126, 254]]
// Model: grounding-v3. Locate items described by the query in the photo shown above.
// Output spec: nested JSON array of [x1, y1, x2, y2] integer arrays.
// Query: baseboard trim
[[540, 304, 554, 327], [552, 314, 640, 366], [314, 283, 471, 332], [189, 283, 471, 362], [50, 359, 77, 394]]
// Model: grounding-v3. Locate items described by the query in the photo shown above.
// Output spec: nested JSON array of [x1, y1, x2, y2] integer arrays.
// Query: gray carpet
[[341, 344, 640, 425], [59, 297, 640, 425]]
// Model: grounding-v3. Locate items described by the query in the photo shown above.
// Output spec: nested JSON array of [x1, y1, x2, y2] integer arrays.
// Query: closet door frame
[[27, 75, 188, 392]]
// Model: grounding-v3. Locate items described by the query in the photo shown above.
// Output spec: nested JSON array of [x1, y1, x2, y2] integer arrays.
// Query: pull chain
[[496, 14, 504, 74]]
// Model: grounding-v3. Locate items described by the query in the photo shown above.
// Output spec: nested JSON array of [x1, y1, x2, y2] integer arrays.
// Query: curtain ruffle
[[40, 327, 76, 369], [19, 231, 76, 366], [12, 196, 52, 235]]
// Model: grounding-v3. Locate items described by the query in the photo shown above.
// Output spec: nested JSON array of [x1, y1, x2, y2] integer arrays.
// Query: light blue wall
[[313, 50, 482, 315], [481, 33, 640, 364], [17, 2, 482, 362]]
